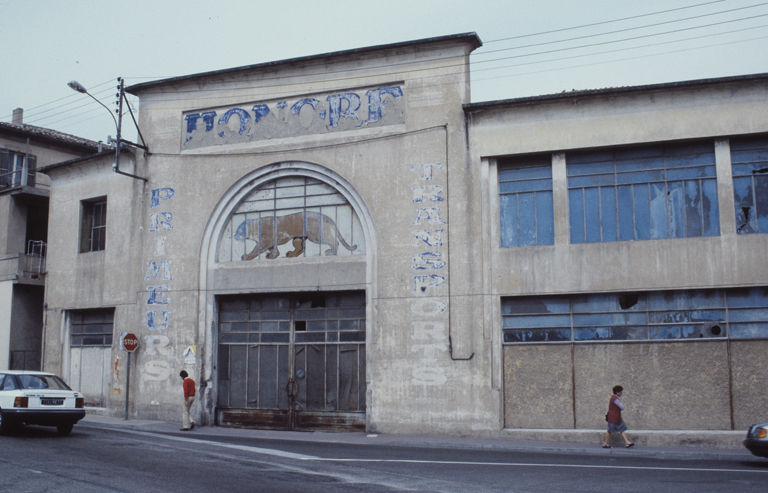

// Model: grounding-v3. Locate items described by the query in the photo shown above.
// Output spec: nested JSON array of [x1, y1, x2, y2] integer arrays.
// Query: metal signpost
[[120, 333, 139, 420]]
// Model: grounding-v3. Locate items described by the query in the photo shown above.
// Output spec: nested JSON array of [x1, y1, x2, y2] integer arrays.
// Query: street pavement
[[79, 413, 754, 462], [2, 414, 765, 492]]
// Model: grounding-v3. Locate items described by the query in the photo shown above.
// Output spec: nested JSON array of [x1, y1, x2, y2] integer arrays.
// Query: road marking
[[88, 426, 768, 474], [97, 427, 316, 460], [312, 458, 768, 474]]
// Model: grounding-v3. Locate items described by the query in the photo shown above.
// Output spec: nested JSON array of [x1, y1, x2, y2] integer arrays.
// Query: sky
[[2, 0, 768, 143]]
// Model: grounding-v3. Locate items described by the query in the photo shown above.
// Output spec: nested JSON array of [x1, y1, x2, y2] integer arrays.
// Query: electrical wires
[[4, 1, 767, 135]]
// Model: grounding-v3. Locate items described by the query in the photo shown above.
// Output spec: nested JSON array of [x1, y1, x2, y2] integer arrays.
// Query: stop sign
[[122, 333, 139, 352]]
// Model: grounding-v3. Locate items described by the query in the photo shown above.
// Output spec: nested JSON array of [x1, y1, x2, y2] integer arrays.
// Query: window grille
[[70, 309, 115, 347]]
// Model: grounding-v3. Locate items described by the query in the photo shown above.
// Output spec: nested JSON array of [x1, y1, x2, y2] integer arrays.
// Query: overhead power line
[[472, 33, 768, 87], [5, 1, 768, 127], [476, 1, 768, 55], [473, 22, 768, 74], [485, 0, 727, 43], [473, 11, 768, 66]]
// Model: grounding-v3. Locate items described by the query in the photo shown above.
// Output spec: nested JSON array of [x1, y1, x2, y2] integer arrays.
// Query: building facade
[[0, 114, 103, 372], [39, 34, 768, 435]]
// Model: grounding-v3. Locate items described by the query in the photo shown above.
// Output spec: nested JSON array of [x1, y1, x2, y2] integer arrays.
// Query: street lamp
[[67, 79, 148, 182], [67, 81, 119, 131]]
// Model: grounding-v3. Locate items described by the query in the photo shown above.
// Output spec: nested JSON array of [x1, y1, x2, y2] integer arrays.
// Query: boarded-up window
[[218, 177, 365, 262], [567, 142, 719, 243]]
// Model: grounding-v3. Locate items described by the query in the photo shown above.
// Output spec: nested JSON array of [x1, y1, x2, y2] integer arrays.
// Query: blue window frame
[[731, 136, 768, 235], [567, 142, 719, 244], [502, 287, 768, 343], [498, 156, 554, 247]]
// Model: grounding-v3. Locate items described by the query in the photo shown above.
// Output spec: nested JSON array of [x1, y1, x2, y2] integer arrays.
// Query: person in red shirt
[[602, 385, 634, 448], [180, 370, 196, 431]]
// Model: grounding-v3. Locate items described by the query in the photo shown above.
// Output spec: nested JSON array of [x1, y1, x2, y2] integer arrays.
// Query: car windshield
[[17, 374, 72, 391]]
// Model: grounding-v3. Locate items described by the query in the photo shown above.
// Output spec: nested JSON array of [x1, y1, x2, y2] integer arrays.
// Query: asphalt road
[[0, 424, 766, 492]]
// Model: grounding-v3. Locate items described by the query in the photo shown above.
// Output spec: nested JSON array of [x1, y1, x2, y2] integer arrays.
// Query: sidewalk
[[79, 414, 755, 461]]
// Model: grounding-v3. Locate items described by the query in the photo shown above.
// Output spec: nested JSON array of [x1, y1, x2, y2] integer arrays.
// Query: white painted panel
[[304, 207, 323, 257], [79, 347, 107, 406], [238, 199, 275, 212], [335, 206, 354, 257], [276, 185, 305, 198], [243, 187, 274, 202], [275, 197, 305, 210], [102, 349, 113, 403], [277, 177, 305, 187], [306, 183, 337, 196], [306, 193, 346, 207], [69, 347, 82, 393]]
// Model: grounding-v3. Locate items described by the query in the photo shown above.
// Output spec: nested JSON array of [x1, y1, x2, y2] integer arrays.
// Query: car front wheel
[[56, 423, 74, 436]]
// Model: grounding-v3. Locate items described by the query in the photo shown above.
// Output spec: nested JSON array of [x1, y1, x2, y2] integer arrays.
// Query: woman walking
[[603, 385, 634, 448]]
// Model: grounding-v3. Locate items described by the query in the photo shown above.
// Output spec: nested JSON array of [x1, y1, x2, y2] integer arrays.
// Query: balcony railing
[[0, 242, 46, 283]]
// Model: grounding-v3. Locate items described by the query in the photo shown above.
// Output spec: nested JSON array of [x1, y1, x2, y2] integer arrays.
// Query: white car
[[0, 371, 85, 436]]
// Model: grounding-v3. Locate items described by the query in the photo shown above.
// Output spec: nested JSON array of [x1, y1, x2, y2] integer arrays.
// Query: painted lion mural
[[234, 211, 357, 260]]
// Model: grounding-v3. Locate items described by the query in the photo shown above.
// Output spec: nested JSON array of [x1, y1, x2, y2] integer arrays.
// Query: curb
[[77, 420, 756, 462]]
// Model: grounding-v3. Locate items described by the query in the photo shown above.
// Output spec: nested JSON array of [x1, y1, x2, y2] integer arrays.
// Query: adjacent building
[[1, 111, 104, 372], [37, 33, 768, 436]]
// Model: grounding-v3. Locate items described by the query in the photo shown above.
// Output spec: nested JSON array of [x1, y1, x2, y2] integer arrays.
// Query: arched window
[[217, 176, 366, 262]]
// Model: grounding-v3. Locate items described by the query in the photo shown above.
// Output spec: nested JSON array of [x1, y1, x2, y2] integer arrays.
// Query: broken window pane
[[731, 136, 768, 235], [567, 141, 718, 244], [502, 288, 768, 344]]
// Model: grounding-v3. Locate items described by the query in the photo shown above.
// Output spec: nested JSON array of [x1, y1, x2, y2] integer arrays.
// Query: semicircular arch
[[195, 161, 377, 424]]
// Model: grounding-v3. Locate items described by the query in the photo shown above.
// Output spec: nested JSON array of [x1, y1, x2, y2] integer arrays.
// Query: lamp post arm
[[84, 91, 119, 133]]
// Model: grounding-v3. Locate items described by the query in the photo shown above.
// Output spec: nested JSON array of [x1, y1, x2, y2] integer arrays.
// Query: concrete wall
[[44, 152, 150, 413], [0, 194, 27, 255], [42, 36, 503, 433], [478, 78, 768, 433], [39, 36, 768, 436], [0, 134, 93, 171], [0, 130, 96, 374], [504, 340, 768, 431], [9, 284, 44, 370], [0, 281, 12, 370]]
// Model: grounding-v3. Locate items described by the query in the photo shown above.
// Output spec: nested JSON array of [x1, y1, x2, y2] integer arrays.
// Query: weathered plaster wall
[[574, 342, 731, 430], [0, 195, 27, 255], [468, 82, 768, 158], [44, 152, 148, 413], [9, 284, 44, 370], [41, 36, 497, 432], [0, 134, 94, 170], [0, 281, 12, 370], [503, 345, 573, 429], [730, 340, 768, 429], [477, 78, 768, 434], [505, 341, 741, 431]]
